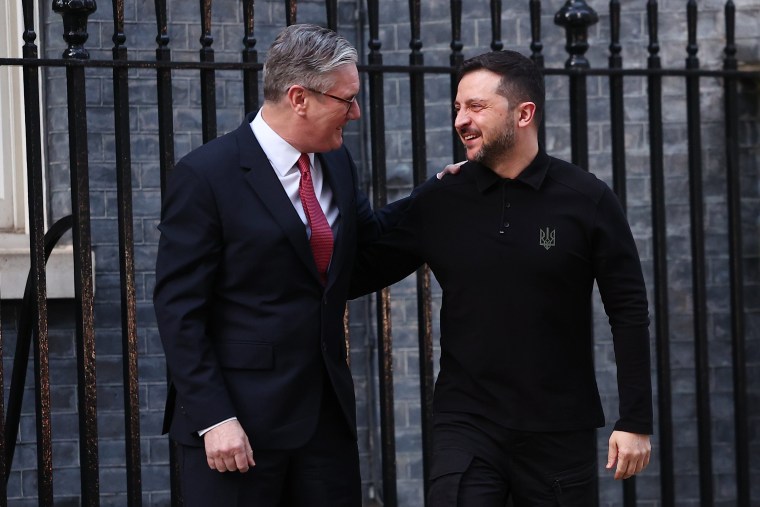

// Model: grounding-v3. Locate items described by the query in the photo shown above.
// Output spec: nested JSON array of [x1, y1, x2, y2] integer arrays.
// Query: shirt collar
[[473, 149, 551, 193], [250, 109, 314, 175]]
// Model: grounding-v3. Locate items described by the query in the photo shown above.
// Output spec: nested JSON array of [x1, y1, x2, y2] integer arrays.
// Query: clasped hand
[[607, 431, 651, 480], [203, 419, 255, 473]]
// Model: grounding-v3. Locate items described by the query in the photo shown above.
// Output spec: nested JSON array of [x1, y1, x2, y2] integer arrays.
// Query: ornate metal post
[[646, 3, 674, 505], [110, 0, 142, 504], [529, 0, 546, 147], [685, 3, 714, 504], [608, 0, 626, 209], [554, 5, 598, 506], [407, 1, 434, 499], [154, 0, 175, 196], [366, 1, 397, 504], [554, 0, 597, 171], [53, 0, 97, 59], [199, 0, 217, 142], [285, 0, 297, 25], [450, 0, 464, 162], [153, 1, 180, 497], [242, 0, 259, 113], [51, 1, 101, 505], [4, 1, 54, 504], [489, 0, 503, 51], [325, 0, 337, 31], [722, 3, 749, 505]]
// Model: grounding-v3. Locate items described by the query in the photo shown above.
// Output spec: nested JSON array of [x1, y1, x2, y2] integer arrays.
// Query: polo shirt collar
[[473, 149, 551, 193]]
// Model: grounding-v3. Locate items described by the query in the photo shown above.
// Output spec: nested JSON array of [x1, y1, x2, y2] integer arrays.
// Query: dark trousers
[[176, 385, 361, 507], [427, 412, 597, 507]]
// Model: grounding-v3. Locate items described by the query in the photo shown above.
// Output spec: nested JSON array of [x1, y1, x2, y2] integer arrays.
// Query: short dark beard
[[472, 120, 516, 168]]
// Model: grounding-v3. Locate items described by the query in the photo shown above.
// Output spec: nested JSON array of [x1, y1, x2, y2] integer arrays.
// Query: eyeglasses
[[303, 86, 357, 115]]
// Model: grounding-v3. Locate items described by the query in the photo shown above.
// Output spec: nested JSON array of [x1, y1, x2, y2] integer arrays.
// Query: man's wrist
[[198, 417, 237, 436]]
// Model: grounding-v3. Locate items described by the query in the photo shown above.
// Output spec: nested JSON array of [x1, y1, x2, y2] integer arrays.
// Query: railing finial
[[52, 0, 97, 59], [554, 0, 598, 69]]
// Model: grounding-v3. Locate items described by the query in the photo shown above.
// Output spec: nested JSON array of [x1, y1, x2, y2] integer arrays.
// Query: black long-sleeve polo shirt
[[352, 150, 653, 434]]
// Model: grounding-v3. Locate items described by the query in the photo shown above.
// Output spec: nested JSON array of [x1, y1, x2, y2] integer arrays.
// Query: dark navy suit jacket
[[154, 113, 403, 448]]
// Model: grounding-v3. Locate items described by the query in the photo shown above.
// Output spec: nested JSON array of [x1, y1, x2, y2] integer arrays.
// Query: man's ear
[[517, 102, 537, 128], [287, 85, 309, 116]]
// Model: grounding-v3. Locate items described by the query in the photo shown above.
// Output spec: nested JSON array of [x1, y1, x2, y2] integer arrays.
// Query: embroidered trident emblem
[[539, 227, 555, 250]]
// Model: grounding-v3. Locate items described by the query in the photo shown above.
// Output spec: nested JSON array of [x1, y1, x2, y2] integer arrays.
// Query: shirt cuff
[[198, 417, 237, 436]]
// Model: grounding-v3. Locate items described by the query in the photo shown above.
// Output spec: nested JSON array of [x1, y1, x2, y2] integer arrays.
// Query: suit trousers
[[176, 380, 361, 507], [427, 412, 597, 507]]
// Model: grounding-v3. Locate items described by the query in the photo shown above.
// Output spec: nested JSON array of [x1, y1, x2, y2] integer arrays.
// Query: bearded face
[[469, 115, 516, 167], [454, 70, 518, 168]]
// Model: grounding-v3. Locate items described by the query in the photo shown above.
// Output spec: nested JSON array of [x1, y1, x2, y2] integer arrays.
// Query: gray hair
[[263, 24, 358, 102]]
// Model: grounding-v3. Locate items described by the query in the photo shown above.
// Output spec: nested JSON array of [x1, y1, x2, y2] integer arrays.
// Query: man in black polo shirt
[[351, 50, 652, 506]]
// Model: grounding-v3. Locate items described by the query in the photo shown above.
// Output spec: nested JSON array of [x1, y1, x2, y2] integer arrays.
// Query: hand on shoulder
[[436, 160, 466, 180]]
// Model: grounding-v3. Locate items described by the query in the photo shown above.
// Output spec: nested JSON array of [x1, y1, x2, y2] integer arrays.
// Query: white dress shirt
[[250, 109, 339, 232]]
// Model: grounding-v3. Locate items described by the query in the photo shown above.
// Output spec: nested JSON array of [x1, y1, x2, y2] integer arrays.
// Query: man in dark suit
[[153, 24, 406, 506], [351, 50, 652, 506]]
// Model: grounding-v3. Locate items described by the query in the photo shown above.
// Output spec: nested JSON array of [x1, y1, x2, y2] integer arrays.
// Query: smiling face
[[302, 64, 361, 153], [454, 69, 517, 167]]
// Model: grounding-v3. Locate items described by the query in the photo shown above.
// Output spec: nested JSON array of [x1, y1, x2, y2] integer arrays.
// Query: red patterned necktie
[[297, 153, 334, 284]]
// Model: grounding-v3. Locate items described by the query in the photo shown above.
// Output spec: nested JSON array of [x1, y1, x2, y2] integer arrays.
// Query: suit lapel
[[319, 151, 352, 289], [235, 117, 321, 282]]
